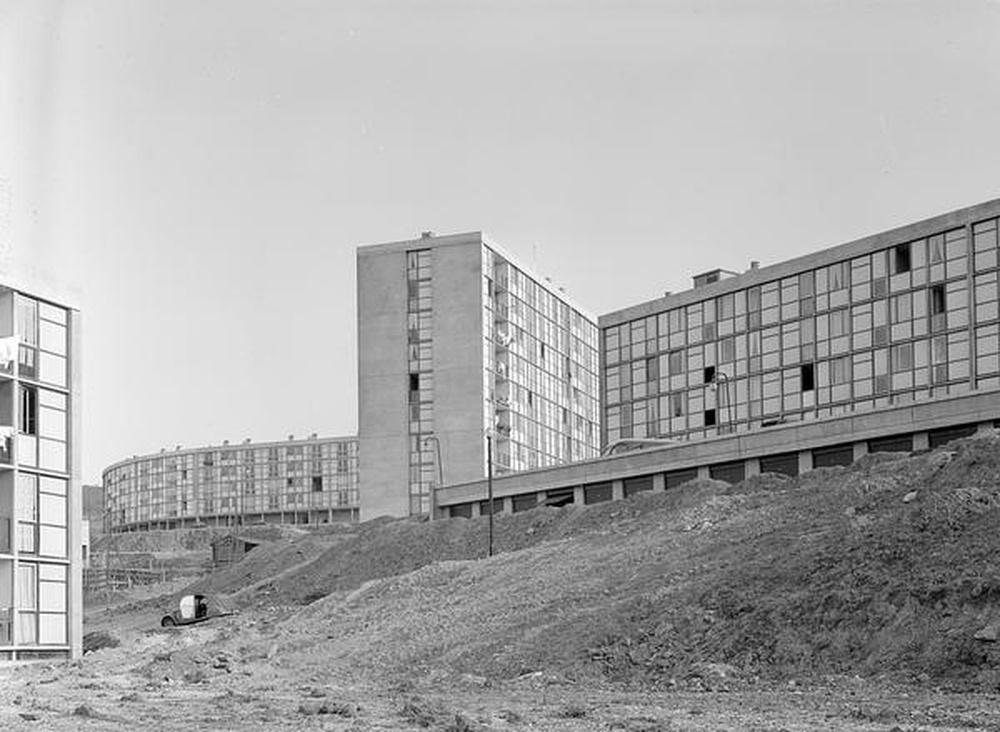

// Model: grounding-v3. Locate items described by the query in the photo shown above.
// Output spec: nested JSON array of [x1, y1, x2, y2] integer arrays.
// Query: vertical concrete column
[[500, 496, 513, 514], [696, 465, 710, 480], [652, 473, 665, 493], [798, 449, 813, 475], [745, 457, 761, 477], [573, 485, 585, 506], [471, 502, 482, 518], [912, 431, 930, 452], [536, 491, 547, 508], [977, 420, 996, 434], [612, 480, 624, 501], [852, 441, 868, 461]]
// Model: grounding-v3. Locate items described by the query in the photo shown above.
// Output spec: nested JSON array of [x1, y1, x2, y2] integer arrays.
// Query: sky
[[2, 0, 999, 484]]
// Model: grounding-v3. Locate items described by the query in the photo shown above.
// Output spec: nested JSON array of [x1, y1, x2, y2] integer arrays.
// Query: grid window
[[974, 218, 999, 272]]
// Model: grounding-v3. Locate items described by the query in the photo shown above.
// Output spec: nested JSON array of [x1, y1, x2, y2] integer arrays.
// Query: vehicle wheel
[[161, 616, 176, 628]]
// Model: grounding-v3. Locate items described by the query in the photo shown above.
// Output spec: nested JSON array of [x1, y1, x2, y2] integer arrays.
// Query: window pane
[[38, 613, 66, 644], [38, 352, 67, 388], [39, 525, 66, 558], [39, 320, 66, 356], [39, 406, 65, 441], [38, 302, 67, 325], [17, 563, 36, 608], [39, 439, 65, 473], [39, 581, 66, 613], [39, 493, 66, 526]]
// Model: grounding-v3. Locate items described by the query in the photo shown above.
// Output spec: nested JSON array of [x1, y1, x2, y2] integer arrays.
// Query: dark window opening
[[703, 365, 716, 384], [800, 363, 815, 392], [624, 476, 654, 498], [813, 444, 854, 468], [710, 460, 745, 484], [584, 482, 613, 505], [704, 408, 717, 427], [760, 452, 799, 477], [930, 285, 946, 315], [869, 434, 913, 454], [18, 385, 37, 435], [545, 489, 576, 507], [312, 476, 323, 492], [512, 494, 537, 513], [665, 468, 698, 489], [409, 373, 420, 392], [894, 243, 911, 273], [928, 424, 977, 450]]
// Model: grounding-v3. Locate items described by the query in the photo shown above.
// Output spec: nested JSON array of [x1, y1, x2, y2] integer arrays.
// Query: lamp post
[[486, 432, 494, 557], [422, 435, 444, 520], [712, 370, 733, 434]]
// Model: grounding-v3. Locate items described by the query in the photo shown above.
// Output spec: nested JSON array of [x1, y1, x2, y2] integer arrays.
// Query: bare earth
[[8, 435, 1000, 730]]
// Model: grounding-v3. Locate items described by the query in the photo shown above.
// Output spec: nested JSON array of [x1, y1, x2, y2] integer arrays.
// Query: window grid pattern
[[603, 222, 988, 444], [406, 249, 435, 515], [102, 438, 360, 531], [486, 247, 600, 474], [2, 290, 72, 655]]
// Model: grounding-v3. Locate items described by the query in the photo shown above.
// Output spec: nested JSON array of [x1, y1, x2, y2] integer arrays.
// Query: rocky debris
[[82, 630, 120, 653], [297, 699, 356, 716], [974, 624, 1000, 642], [71, 429, 1000, 732]]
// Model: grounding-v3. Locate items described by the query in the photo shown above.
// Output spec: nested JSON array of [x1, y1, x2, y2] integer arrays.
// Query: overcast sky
[[2, 0, 999, 484]]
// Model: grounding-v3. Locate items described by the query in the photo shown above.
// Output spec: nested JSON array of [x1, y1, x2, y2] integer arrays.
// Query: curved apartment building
[[102, 435, 358, 533]]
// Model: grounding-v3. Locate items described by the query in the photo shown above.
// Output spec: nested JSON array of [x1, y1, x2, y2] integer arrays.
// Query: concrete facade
[[357, 245, 411, 518], [357, 232, 601, 520], [436, 386, 1000, 516]]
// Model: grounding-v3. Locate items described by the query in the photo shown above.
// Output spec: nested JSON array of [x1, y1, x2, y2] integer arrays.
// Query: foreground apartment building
[[357, 231, 601, 519], [102, 434, 359, 532], [436, 198, 1000, 515], [0, 283, 81, 659]]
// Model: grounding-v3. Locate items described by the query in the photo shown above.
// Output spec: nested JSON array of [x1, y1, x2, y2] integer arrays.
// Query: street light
[[422, 435, 444, 520], [711, 370, 733, 435], [486, 432, 495, 557]]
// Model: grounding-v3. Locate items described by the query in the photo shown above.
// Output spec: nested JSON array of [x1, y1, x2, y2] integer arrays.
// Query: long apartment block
[[435, 198, 1000, 516], [102, 434, 359, 533]]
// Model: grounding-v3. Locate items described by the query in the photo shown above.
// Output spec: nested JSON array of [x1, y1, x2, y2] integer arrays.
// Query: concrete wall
[[431, 242, 486, 488], [436, 388, 1000, 512], [357, 246, 410, 519]]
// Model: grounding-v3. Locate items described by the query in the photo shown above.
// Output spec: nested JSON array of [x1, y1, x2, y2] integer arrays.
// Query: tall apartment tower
[[0, 284, 81, 659], [357, 231, 600, 519]]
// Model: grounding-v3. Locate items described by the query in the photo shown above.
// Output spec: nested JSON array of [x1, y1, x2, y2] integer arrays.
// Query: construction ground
[[4, 433, 1000, 730]]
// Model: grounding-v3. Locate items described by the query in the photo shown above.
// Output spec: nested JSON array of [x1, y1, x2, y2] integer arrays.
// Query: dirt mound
[[256, 435, 1000, 691]]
